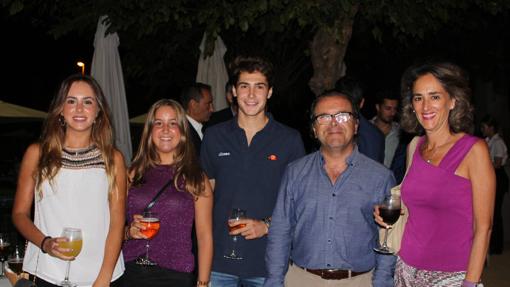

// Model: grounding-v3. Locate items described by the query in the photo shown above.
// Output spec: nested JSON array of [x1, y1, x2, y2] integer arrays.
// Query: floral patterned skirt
[[395, 257, 466, 287]]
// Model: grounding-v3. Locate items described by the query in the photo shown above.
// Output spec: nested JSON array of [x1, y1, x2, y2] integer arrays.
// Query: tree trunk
[[309, 5, 359, 96]]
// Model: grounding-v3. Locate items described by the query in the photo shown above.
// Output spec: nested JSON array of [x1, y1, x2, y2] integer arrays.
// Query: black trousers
[[122, 261, 194, 287], [33, 276, 123, 287], [490, 167, 509, 254]]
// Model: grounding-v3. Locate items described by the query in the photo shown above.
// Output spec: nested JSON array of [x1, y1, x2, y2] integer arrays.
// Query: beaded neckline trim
[[62, 145, 105, 169]]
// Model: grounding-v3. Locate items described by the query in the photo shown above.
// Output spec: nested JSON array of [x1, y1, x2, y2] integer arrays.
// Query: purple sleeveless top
[[123, 165, 195, 272], [399, 134, 478, 272]]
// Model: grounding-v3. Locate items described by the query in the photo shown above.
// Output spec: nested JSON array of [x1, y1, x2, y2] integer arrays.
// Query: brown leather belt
[[297, 265, 370, 280]]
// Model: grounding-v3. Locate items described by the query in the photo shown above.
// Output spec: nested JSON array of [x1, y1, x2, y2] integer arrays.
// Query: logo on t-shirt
[[218, 152, 230, 157], [267, 154, 278, 161]]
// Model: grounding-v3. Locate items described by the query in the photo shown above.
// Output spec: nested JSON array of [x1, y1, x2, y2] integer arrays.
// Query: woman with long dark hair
[[12, 74, 126, 286]]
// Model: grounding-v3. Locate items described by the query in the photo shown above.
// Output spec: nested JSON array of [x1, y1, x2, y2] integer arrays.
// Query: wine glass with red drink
[[374, 194, 401, 254]]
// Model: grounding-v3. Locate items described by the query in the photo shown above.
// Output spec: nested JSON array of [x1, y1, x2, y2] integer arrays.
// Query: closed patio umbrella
[[196, 33, 229, 111], [91, 15, 132, 164]]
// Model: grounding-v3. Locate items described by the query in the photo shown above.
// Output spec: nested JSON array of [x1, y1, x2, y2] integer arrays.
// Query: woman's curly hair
[[400, 62, 474, 134]]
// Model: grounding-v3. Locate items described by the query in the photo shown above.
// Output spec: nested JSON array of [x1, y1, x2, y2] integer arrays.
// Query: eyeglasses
[[313, 112, 354, 125]]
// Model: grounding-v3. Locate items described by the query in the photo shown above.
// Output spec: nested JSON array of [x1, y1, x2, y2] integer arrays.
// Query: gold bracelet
[[197, 280, 209, 286]]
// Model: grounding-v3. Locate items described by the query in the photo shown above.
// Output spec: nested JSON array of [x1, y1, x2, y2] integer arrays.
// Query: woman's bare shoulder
[[23, 143, 41, 161]]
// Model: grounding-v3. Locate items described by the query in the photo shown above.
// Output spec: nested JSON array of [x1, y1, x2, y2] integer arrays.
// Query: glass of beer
[[224, 208, 247, 260], [7, 244, 24, 278], [0, 233, 11, 278], [374, 194, 401, 254], [60, 227, 83, 287], [136, 211, 160, 266]]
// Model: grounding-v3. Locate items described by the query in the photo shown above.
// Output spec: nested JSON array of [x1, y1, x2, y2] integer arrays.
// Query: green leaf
[[8, 0, 23, 15]]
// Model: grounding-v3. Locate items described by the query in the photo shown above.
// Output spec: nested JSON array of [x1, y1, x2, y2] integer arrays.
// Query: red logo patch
[[268, 154, 278, 161]]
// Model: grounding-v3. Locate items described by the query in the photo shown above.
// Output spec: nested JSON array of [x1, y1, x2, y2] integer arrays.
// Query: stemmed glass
[[6, 244, 24, 278], [60, 227, 83, 287], [374, 194, 401, 254], [0, 233, 11, 278], [136, 211, 160, 266], [224, 208, 247, 260]]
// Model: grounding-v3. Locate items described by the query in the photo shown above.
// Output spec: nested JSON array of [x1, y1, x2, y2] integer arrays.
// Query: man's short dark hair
[[230, 56, 273, 88], [481, 115, 500, 131], [335, 76, 364, 109], [310, 90, 360, 123], [180, 82, 211, 110], [375, 90, 399, 105]]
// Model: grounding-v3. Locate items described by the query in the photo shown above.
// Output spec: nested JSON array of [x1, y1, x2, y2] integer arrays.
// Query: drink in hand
[[374, 194, 401, 254], [136, 211, 160, 266], [140, 217, 161, 239], [60, 227, 83, 287], [379, 206, 401, 226], [228, 223, 247, 232], [59, 239, 83, 257], [224, 208, 247, 260]]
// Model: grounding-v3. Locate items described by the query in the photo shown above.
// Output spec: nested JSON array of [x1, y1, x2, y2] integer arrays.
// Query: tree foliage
[[3, 0, 509, 98]]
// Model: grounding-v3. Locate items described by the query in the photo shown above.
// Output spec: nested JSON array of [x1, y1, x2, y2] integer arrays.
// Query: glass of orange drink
[[136, 211, 160, 266], [60, 227, 83, 287]]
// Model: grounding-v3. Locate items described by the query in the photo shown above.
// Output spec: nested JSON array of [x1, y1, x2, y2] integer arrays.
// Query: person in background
[[481, 115, 508, 255], [122, 99, 213, 287], [265, 90, 395, 287], [205, 81, 237, 129], [371, 92, 400, 168], [201, 56, 305, 286], [336, 77, 385, 164], [376, 62, 495, 287], [12, 74, 126, 286], [180, 83, 214, 154]]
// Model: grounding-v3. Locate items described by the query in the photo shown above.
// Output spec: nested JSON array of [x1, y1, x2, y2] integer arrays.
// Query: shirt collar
[[186, 115, 203, 139], [229, 112, 274, 133], [318, 144, 360, 167]]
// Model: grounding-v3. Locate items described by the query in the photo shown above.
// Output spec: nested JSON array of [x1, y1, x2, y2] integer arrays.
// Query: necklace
[[424, 136, 453, 163]]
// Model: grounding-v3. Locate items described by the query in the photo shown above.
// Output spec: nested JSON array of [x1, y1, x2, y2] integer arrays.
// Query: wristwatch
[[262, 217, 272, 228]]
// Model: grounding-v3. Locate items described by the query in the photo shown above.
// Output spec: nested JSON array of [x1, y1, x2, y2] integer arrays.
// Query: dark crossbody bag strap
[[143, 178, 173, 212]]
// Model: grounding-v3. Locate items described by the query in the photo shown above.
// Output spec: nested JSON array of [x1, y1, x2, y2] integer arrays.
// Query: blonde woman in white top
[[12, 74, 126, 286]]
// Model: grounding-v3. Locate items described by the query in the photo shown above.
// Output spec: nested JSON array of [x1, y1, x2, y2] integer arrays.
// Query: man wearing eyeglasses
[[264, 90, 396, 287]]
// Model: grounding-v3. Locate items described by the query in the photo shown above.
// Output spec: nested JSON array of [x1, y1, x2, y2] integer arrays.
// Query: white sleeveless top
[[23, 146, 124, 286]]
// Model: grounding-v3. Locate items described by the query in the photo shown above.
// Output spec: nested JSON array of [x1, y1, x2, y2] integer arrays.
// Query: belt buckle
[[321, 269, 350, 280]]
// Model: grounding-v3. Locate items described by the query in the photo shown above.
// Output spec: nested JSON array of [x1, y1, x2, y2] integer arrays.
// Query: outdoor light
[[77, 61, 85, 76]]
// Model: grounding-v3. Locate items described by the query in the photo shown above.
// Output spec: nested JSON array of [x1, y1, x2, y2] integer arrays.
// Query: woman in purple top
[[376, 62, 495, 287], [122, 99, 213, 287]]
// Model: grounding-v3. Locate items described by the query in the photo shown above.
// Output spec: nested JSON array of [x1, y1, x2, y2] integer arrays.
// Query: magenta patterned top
[[123, 165, 195, 272], [399, 134, 478, 272]]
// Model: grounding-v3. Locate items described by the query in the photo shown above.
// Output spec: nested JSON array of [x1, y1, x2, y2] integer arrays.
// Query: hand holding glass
[[60, 227, 83, 287], [224, 208, 247, 260], [136, 211, 160, 266], [374, 194, 401, 254]]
